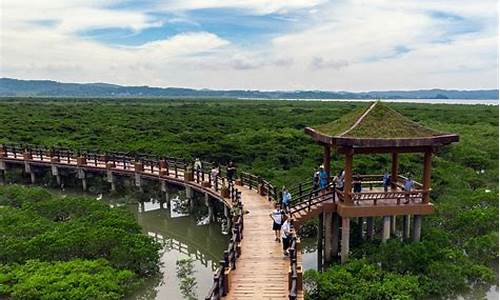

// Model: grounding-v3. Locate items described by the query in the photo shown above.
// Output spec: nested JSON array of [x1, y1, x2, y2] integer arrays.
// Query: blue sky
[[0, 0, 497, 90]]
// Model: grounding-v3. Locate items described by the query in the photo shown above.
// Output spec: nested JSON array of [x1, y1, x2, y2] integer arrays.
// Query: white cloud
[[0, 0, 497, 90]]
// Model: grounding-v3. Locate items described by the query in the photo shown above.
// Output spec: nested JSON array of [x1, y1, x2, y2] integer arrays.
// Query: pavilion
[[304, 101, 459, 264]]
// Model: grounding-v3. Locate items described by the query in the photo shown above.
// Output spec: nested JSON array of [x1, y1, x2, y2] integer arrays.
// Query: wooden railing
[[288, 235, 300, 300], [240, 172, 278, 202], [337, 189, 425, 205], [288, 185, 335, 218], [205, 194, 244, 300]]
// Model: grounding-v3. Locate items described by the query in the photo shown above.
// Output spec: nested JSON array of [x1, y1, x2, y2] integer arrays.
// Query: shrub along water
[[0, 98, 497, 299], [0, 184, 161, 299]]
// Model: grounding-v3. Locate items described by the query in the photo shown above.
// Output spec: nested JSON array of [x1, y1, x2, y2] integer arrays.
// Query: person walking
[[269, 203, 284, 242], [353, 173, 362, 204], [281, 214, 292, 256], [282, 187, 291, 212]]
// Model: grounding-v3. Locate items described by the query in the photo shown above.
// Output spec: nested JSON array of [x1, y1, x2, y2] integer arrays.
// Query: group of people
[[269, 203, 293, 256], [193, 158, 238, 184]]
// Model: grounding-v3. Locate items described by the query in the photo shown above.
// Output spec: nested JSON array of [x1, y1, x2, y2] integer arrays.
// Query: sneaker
[[284, 251, 289, 256], [275, 237, 279, 241]]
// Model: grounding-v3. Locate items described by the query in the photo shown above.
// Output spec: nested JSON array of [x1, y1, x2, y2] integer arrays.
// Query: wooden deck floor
[[224, 186, 303, 300]]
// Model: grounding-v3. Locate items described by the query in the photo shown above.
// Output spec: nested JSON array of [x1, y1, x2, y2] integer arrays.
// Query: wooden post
[[344, 149, 353, 203], [382, 216, 391, 242], [323, 144, 331, 176], [412, 215, 422, 242], [403, 215, 411, 240], [366, 217, 374, 240], [317, 213, 323, 271], [323, 212, 333, 265], [391, 152, 399, 190], [340, 217, 350, 264], [332, 213, 340, 260], [422, 151, 432, 203]]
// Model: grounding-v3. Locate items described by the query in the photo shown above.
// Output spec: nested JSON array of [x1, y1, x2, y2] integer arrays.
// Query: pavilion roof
[[305, 101, 459, 149]]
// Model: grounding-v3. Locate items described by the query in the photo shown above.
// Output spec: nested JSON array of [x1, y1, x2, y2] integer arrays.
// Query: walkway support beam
[[340, 217, 350, 264], [382, 216, 391, 242], [412, 215, 422, 242], [323, 212, 333, 265]]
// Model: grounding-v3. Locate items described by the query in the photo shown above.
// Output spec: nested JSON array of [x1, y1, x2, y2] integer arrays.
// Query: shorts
[[273, 222, 281, 231]]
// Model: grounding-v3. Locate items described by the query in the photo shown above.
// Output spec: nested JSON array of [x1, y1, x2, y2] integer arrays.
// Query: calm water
[[89, 189, 228, 300], [240, 98, 499, 105]]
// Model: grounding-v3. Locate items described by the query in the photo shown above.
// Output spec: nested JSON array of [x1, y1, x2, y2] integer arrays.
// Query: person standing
[[312, 170, 320, 196], [319, 165, 329, 190], [227, 161, 236, 182], [269, 203, 284, 242], [194, 158, 202, 171], [403, 175, 414, 204], [281, 215, 292, 256], [282, 187, 291, 212], [383, 169, 390, 192], [211, 164, 219, 186]]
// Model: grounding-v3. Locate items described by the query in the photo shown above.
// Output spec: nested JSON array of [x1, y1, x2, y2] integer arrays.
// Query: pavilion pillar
[[344, 149, 353, 203], [423, 151, 432, 203], [412, 215, 422, 242], [403, 215, 411, 240], [317, 213, 324, 271], [382, 216, 391, 242], [391, 152, 399, 190], [323, 212, 333, 265], [340, 217, 350, 264], [323, 145, 331, 176]]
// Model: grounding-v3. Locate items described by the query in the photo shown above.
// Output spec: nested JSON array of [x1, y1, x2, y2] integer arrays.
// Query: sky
[[0, 0, 498, 91]]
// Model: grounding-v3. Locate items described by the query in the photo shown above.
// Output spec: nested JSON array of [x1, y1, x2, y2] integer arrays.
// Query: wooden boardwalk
[[0, 145, 304, 300], [225, 187, 303, 300]]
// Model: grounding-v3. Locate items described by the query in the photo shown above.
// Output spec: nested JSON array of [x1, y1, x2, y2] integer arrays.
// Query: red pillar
[[344, 149, 353, 203], [422, 150, 432, 203]]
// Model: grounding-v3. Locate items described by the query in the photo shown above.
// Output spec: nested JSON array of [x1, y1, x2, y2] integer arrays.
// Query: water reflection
[[104, 189, 228, 300]]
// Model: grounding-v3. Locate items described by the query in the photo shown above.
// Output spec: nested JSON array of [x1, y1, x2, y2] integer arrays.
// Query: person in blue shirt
[[383, 169, 390, 192], [319, 165, 329, 190], [403, 175, 414, 204], [282, 187, 291, 212]]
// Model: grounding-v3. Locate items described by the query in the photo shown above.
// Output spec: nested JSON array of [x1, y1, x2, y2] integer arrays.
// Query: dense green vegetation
[[0, 184, 161, 299], [0, 98, 497, 299]]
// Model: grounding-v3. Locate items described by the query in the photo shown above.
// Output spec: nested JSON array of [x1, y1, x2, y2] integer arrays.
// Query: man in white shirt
[[269, 203, 284, 242]]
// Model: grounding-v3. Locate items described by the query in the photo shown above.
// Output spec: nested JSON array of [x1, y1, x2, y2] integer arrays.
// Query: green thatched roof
[[313, 101, 443, 139]]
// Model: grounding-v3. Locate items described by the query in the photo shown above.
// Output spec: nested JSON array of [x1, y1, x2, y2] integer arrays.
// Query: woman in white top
[[281, 215, 291, 256]]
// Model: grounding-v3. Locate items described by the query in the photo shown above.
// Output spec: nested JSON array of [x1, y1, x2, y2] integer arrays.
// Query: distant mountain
[[0, 78, 498, 99]]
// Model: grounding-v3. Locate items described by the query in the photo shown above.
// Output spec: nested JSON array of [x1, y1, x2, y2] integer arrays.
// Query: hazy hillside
[[0, 78, 498, 99]]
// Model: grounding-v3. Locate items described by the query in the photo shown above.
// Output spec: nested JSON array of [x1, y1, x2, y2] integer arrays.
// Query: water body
[[239, 98, 499, 105], [299, 236, 499, 300], [60, 187, 228, 300]]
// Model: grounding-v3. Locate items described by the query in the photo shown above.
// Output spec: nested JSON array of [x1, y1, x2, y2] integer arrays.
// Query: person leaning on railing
[[383, 169, 390, 192]]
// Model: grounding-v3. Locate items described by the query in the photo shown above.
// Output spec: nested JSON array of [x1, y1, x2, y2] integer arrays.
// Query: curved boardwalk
[[225, 187, 297, 300], [0, 145, 303, 300]]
